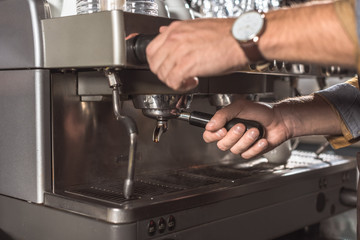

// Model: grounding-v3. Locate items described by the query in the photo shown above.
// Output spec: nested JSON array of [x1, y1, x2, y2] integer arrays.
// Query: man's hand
[[146, 18, 248, 91], [203, 93, 344, 159], [146, 2, 356, 92], [203, 99, 290, 159]]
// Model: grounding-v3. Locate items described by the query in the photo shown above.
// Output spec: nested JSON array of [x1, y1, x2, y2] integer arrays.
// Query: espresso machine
[[0, 1, 357, 240]]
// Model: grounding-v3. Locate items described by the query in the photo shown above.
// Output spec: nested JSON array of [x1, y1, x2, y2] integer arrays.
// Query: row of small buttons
[[148, 215, 176, 236]]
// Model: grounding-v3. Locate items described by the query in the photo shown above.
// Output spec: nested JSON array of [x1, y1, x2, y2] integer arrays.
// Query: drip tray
[[64, 150, 347, 205], [65, 164, 272, 204], [46, 150, 356, 224]]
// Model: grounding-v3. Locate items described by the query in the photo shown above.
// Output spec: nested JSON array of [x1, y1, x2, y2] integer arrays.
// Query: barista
[[146, 0, 360, 159], [147, 0, 360, 236], [146, 0, 360, 152]]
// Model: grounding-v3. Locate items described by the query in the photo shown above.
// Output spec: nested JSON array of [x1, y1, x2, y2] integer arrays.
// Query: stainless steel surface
[[0, 194, 137, 240], [132, 94, 192, 120], [45, 150, 357, 224], [43, 10, 125, 68], [100, 0, 126, 12], [123, 132, 138, 198], [41, 8, 356, 77], [0, 0, 46, 69], [209, 94, 234, 107], [76, 70, 273, 96], [105, 70, 139, 199], [153, 120, 169, 142], [0, 70, 51, 203], [42, 10, 173, 68], [78, 71, 112, 96], [177, 112, 191, 121], [132, 94, 193, 142], [1, 162, 357, 240], [339, 188, 357, 208], [52, 72, 230, 192], [111, 86, 123, 119], [106, 69, 121, 88]]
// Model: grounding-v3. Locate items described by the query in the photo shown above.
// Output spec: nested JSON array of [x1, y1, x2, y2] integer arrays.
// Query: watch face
[[232, 11, 264, 42]]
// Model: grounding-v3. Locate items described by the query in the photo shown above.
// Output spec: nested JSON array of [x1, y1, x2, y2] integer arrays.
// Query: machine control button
[[167, 215, 176, 231], [158, 217, 166, 233], [148, 219, 156, 236], [316, 192, 326, 212]]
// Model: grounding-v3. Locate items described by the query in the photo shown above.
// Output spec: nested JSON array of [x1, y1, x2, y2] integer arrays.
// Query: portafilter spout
[[153, 120, 168, 143], [132, 94, 192, 142], [105, 70, 138, 200]]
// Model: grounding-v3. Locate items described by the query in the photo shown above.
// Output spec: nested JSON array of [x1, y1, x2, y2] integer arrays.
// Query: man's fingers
[[159, 26, 169, 33], [216, 124, 246, 151], [229, 128, 260, 154], [181, 77, 199, 91], [163, 55, 197, 90], [157, 43, 192, 82], [147, 21, 182, 73], [241, 139, 269, 159], [206, 106, 243, 132], [203, 128, 227, 143]]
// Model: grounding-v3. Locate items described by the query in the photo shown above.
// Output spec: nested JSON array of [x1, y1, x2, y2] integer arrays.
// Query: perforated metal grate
[[65, 164, 271, 204], [181, 165, 265, 181], [67, 180, 182, 201]]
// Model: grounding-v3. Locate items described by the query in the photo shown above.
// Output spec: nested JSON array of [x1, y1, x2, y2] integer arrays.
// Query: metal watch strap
[[240, 41, 266, 64]]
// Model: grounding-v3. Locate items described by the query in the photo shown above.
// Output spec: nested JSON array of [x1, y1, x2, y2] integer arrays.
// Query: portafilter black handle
[[187, 111, 265, 140], [128, 34, 157, 64]]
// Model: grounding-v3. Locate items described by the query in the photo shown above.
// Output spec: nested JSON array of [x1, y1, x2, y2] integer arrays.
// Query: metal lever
[[177, 111, 265, 140], [105, 70, 138, 199]]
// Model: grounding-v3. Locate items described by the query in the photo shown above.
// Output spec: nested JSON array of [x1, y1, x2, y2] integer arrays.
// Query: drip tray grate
[[65, 164, 275, 204], [66, 180, 181, 202], [180, 165, 269, 181]]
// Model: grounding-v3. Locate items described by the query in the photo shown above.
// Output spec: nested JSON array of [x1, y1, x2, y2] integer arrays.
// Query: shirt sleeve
[[315, 77, 360, 149], [334, 0, 360, 71]]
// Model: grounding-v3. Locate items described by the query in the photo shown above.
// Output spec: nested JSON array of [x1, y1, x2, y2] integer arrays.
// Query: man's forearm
[[260, 1, 356, 67], [275, 94, 342, 138]]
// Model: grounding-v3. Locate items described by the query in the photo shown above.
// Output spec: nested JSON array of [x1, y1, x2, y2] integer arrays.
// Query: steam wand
[[105, 70, 138, 199]]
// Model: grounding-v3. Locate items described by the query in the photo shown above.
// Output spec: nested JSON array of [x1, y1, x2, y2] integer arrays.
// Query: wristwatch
[[231, 11, 266, 63]]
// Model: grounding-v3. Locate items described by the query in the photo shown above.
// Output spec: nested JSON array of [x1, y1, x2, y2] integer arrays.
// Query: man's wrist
[[231, 11, 267, 64]]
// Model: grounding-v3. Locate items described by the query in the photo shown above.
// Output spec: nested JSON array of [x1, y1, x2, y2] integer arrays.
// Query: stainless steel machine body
[[0, 1, 357, 240], [0, 0, 50, 204]]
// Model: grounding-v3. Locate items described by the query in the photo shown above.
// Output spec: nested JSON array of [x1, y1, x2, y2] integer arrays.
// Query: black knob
[[129, 34, 157, 64], [148, 219, 157, 236], [167, 215, 176, 231], [158, 218, 166, 233]]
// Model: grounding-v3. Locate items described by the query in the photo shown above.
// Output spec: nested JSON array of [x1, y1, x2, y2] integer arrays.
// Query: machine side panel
[[0, 70, 51, 203], [0, 0, 45, 69], [0, 194, 137, 240]]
